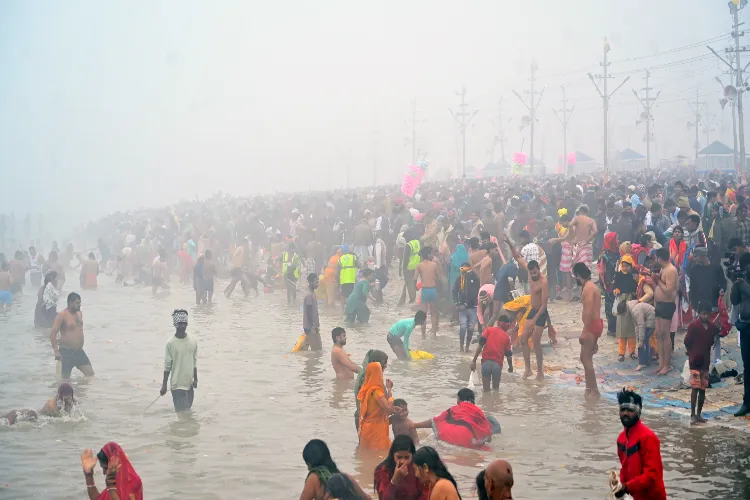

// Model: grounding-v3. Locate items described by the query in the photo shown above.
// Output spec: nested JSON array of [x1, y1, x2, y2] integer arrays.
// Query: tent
[[564, 150, 599, 174], [481, 159, 511, 178], [697, 141, 739, 172], [613, 148, 646, 171]]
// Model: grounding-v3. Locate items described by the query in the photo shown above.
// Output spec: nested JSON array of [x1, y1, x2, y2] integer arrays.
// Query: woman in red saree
[[412, 388, 493, 450], [81, 442, 143, 500]]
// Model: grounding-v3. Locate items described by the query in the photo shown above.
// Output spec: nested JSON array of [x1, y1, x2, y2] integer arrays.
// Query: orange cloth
[[323, 252, 341, 284], [618, 337, 636, 356], [357, 362, 391, 451]]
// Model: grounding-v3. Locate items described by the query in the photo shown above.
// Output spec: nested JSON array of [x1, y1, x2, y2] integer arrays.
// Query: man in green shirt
[[387, 311, 427, 360], [160, 309, 198, 412], [345, 269, 375, 324]]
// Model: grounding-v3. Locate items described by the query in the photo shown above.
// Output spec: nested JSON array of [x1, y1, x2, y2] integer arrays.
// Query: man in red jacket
[[613, 388, 667, 500]]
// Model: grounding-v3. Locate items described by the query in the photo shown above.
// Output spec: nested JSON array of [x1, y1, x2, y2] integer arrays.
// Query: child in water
[[390, 399, 419, 445]]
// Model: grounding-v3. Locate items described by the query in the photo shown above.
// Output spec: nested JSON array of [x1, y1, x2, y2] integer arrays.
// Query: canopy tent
[[613, 148, 646, 171], [563, 150, 599, 174], [697, 141, 742, 172]]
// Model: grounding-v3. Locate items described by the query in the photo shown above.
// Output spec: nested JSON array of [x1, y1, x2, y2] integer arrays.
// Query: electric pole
[[553, 85, 574, 177], [513, 62, 544, 174], [708, 0, 748, 173], [688, 87, 706, 164], [408, 98, 422, 163], [589, 37, 630, 173], [450, 86, 478, 178], [490, 98, 508, 165], [633, 70, 660, 169]]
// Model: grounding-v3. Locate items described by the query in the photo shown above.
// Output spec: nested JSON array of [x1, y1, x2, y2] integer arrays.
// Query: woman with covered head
[[299, 439, 369, 500], [353, 349, 389, 429], [81, 442, 143, 500], [358, 360, 403, 451]]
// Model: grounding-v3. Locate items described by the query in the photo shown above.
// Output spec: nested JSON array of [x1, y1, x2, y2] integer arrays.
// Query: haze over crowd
[[0, 0, 742, 226]]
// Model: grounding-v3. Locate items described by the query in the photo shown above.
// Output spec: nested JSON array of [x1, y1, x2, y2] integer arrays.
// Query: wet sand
[[1, 272, 750, 499]]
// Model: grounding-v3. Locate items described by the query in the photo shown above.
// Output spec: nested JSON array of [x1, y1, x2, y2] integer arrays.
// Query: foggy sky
[[0, 1, 743, 225]]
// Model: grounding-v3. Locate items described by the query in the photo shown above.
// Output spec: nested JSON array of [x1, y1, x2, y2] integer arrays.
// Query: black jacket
[[688, 262, 726, 309], [452, 271, 480, 308], [731, 278, 750, 322]]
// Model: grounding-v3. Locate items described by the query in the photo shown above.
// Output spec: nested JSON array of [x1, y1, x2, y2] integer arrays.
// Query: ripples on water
[[1, 272, 750, 499]]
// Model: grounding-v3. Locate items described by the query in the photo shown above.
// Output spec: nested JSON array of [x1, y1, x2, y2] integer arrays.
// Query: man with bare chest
[[415, 246, 441, 334], [506, 237, 549, 380], [653, 248, 678, 375], [331, 327, 360, 380], [575, 262, 603, 398], [565, 206, 598, 299], [50, 292, 94, 379]]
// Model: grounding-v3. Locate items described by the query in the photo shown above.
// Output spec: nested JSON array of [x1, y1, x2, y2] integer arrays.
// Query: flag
[[604, 37, 611, 54]]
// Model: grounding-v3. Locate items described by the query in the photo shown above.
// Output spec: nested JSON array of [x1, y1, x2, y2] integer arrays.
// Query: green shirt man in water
[[344, 268, 374, 325], [387, 311, 427, 360], [160, 309, 198, 412]]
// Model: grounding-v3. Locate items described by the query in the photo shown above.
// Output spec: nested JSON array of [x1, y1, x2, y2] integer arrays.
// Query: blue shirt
[[389, 318, 417, 353]]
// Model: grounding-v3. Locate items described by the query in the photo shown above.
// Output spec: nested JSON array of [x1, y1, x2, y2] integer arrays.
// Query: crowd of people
[[4, 166, 750, 498]]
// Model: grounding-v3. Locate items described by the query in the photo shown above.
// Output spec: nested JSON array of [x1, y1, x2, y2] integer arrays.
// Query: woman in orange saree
[[357, 362, 400, 451]]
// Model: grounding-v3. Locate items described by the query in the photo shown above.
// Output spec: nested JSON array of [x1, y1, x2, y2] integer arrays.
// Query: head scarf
[[97, 442, 143, 500], [354, 350, 388, 401], [619, 242, 632, 256], [636, 184, 646, 196], [459, 263, 472, 290], [619, 391, 642, 417], [677, 196, 690, 209], [602, 232, 619, 254], [172, 309, 188, 327], [620, 254, 635, 271]]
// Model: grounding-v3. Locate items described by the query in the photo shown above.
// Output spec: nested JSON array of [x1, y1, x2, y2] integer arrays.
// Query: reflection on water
[[1, 272, 749, 499]]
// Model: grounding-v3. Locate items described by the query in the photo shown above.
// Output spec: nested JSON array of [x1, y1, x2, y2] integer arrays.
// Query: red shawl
[[433, 402, 493, 450], [98, 442, 143, 500], [669, 238, 687, 269]]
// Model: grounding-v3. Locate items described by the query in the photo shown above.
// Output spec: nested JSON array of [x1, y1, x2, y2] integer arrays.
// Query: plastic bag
[[612, 295, 621, 317], [467, 369, 480, 389], [681, 359, 690, 385]]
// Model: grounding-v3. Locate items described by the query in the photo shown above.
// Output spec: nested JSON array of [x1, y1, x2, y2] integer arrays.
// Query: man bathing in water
[[0, 261, 13, 311], [160, 309, 198, 412], [564, 205, 597, 300], [331, 327, 360, 380], [574, 262, 603, 398], [3, 382, 76, 424], [303, 273, 322, 350], [50, 293, 94, 378], [653, 247, 678, 375], [415, 246, 440, 334], [505, 236, 549, 380]]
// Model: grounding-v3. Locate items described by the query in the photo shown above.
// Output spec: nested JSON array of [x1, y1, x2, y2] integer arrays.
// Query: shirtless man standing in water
[[415, 246, 440, 334], [331, 327, 360, 380], [653, 247, 678, 375], [506, 237, 549, 380], [565, 205, 597, 300], [574, 262, 602, 398], [50, 292, 94, 378]]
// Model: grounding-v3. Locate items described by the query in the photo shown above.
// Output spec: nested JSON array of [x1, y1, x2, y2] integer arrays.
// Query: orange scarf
[[357, 362, 391, 451], [669, 238, 687, 268]]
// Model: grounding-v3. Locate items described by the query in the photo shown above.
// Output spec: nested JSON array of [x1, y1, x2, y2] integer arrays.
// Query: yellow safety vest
[[339, 253, 356, 284], [282, 251, 300, 279], [407, 240, 421, 270]]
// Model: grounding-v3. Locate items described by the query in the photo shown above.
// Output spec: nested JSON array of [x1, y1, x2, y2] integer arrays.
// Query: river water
[[2, 272, 750, 499]]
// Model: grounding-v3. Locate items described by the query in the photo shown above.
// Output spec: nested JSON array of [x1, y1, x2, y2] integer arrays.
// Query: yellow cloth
[[503, 295, 537, 348], [357, 362, 391, 451]]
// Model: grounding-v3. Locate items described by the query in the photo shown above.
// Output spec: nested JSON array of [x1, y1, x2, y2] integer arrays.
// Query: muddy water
[[1, 273, 750, 499]]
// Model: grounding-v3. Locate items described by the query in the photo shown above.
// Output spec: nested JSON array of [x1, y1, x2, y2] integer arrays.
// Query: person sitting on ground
[[81, 441, 143, 500], [390, 399, 419, 444], [300, 439, 369, 500], [411, 388, 495, 450], [2, 382, 76, 425], [373, 435, 430, 500]]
